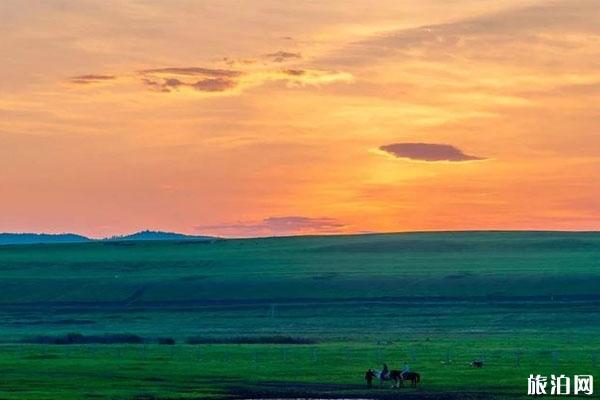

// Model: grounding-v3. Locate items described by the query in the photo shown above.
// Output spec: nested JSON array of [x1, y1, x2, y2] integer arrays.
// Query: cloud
[[142, 77, 237, 93], [140, 78, 176, 92], [195, 216, 346, 237], [70, 60, 351, 95], [379, 143, 485, 162], [138, 65, 350, 93], [139, 66, 241, 93], [191, 78, 237, 92], [69, 74, 115, 84], [139, 67, 241, 78], [222, 57, 256, 67], [319, 1, 600, 71], [277, 68, 353, 87], [262, 216, 345, 233], [282, 69, 306, 76], [265, 51, 302, 63]]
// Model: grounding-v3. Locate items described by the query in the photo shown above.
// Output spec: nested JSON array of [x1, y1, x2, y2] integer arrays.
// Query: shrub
[[157, 337, 176, 345], [185, 335, 317, 345], [23, 333, 144, 345]]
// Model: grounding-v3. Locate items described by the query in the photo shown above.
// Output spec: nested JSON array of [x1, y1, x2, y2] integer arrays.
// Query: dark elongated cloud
[[139, 67, 241, 78], [195, 216, 346, 237], [141, 78, 175, 92], [380, 143, 485, 162], [265, 51, 301, 62], [69, 74, 115, 84], [142, 76, 237, 93], [283, 69, 306, 76], [191, 78, 237, 92]]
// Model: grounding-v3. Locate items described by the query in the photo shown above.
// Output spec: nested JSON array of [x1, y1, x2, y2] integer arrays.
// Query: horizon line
[[3, 228, 600, 242]]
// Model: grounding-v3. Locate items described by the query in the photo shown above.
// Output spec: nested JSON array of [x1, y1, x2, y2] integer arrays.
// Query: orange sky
[[1, 0, 600, 238]]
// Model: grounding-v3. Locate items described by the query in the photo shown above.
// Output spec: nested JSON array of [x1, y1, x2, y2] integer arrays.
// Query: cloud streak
[[136, 64, 351, 93], [142, 77, 237, 93], [282, 69, 306, 76], [139, 66, 242, 93], [67, 45, 350, 95], [332, 1, 600, 68], [265, 51, 302, 63], [380, 143, 485, 162], [139, 67, 242, 78], [196, 216, 346, 237], [69, 74, 115, 84]]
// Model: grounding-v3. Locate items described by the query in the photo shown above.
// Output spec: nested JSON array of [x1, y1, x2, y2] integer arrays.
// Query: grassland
[[0, 231, 599, 399]]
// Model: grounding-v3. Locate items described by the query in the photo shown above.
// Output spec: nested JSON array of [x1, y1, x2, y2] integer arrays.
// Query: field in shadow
[[225, 380, 507, 400]]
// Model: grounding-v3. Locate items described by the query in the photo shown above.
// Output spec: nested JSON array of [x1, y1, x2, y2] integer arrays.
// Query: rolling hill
[[0, 230, 214, 245], [1, 231, 599, 305], [0, 233, 90, 245], [105, 230, 214, 242]]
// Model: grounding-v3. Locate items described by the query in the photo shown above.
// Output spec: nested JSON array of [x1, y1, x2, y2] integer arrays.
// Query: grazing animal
[[390, 370, 421, 388], [471, 360, 484, 368]]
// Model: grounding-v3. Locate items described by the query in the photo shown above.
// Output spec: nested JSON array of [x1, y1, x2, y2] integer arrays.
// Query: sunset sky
[[2, 0, 600, 238]]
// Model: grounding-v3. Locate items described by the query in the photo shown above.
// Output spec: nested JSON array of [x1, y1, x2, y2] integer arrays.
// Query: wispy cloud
[[195, 216, 346, 237], [191, 78, 237, 92], [70, 62, 351, 95], [141, 77, 238, 93], [264, 51, 302, 63], [332, 1, 600, 68], [69, 74, 115, 84], [138, 66, 242, 93], [65, 43, 351, 95], [282, 69, 306, 76], [139, 67, 242, 78], [379, 143, 485, 162]]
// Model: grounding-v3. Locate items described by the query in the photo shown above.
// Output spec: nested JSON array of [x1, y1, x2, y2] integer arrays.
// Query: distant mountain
[[106, 230, 213, 242], [0, 233, 91, 245]]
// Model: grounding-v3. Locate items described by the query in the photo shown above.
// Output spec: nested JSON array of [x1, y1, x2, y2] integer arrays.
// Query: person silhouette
[[401, 361, 410, 379], [365, 368, 376, 387], [382, 363, 389, 380]]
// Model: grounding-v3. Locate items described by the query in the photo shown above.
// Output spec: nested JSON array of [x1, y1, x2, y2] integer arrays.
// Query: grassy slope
[[0, 231, 599, 399], [1, 231, 600, 303]]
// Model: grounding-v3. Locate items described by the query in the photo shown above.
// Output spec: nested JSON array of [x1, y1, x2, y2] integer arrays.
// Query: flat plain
[[0, 231, 598, 399]]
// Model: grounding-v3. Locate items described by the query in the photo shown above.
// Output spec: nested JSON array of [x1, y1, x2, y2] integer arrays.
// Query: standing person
[[365, 369, 376, 388]]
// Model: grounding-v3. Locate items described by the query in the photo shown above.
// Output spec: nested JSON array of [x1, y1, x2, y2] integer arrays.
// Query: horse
[[390, 370, 421, 388], [373, 369, 392, 385]]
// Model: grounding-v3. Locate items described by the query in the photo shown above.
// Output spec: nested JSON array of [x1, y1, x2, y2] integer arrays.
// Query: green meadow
[[0, 231, 599, 399]]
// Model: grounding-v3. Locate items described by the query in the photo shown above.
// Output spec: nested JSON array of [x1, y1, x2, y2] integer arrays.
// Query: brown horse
[[390, 370, 420, 388]]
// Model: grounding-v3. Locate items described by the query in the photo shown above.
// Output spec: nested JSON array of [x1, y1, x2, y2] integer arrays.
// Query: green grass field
[[0, 231, 599, 399]]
